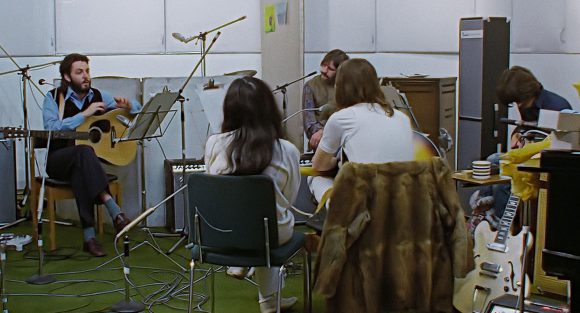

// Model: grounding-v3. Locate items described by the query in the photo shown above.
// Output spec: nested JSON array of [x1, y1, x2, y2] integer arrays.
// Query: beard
[[70, 79, 91, 94], [322, 74, 335, 86]]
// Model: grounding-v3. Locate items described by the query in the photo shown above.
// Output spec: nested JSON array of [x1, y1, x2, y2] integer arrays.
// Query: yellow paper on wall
[[264, 4, 276, 33]]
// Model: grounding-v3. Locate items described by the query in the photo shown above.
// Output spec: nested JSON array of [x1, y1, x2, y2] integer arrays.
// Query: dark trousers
[[46, 145, 109, 228]]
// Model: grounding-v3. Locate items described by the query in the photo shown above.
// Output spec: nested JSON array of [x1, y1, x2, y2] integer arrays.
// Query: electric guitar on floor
[[0, 109, 137, 166], [453, 194, 534, 313]]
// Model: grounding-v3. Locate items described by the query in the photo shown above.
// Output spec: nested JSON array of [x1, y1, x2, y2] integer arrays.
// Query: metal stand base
[[166, 234, 187, 255], [111, 300, 145, 313], [25, 274, 55, 285]]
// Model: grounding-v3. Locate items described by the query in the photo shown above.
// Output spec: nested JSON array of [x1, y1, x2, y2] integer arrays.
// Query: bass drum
[[413, 130, 441, 160]]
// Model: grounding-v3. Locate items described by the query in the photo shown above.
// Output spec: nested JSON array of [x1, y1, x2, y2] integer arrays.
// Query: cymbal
[[223, 70, 257, 77]]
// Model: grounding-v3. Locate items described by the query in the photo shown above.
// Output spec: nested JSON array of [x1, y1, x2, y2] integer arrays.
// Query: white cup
[[472, 160, 491, 180]]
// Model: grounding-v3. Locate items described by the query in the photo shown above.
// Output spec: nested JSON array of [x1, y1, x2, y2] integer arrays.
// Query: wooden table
[[452, 170, 511, 186]]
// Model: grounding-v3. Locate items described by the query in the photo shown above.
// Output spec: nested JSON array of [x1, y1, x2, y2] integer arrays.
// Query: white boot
[[258, 295, 297, 313]]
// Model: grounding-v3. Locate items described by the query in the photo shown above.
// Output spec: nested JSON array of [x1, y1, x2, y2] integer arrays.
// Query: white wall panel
[[166, 0, 261, 53], [377, 0, 475, 52], [475, 0, 511, 18], [305, 0, 375, 52], [562, 0, 580, 53], [56, 0, 165, 54], [512, 0, 566, 53], [0, 0, 55, 56]]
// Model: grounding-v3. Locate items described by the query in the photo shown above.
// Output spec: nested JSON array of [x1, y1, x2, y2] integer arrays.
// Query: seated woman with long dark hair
[[204, 76, 301, 313]]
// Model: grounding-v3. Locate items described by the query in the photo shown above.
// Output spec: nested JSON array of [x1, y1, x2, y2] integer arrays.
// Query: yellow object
[[264, 5, 276, 33], [499, 138, 551, 201], [574, 81, 580, 101]]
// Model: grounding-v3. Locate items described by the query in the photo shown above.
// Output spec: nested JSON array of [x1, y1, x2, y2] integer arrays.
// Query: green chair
[[186, 173, 311, 313]]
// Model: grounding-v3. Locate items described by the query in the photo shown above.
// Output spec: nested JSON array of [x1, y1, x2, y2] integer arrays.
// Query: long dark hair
[[221, 76, 284, 175], [335, 58, 394, 116]]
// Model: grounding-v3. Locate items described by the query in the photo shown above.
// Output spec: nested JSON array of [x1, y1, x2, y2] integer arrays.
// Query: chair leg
[[188, 259, 195, 313], [96, 205, 104, 235], [30, 191, 39, 243], [303, 249, 312, 313], [47, 200, 56, 251], [277, 266, 285, 313], [210, 267, 215, 313]]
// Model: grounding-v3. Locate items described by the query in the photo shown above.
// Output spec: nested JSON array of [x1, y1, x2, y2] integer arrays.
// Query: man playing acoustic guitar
[[42, 53, 141, 257]]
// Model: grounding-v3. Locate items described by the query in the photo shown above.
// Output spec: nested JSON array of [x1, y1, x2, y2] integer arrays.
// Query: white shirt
[[318, 102, 414, 164], [204, 131, 300, 239]]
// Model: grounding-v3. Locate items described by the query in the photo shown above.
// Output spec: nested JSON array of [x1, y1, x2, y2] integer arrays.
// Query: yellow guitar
[[1, 109, 137, 166]]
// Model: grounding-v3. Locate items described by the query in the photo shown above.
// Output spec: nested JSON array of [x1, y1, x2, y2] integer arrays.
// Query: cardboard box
[[538, 109, 580, 132]]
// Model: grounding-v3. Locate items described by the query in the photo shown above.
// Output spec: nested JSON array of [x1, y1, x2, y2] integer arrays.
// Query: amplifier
[[485, 294, 568, 313], [0, 139, 17, 224], [164, 158, 205, 232]]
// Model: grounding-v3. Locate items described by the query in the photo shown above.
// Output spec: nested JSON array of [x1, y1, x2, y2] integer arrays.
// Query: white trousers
[[256, 222, 294, 300], [307, 176, 334, 204]]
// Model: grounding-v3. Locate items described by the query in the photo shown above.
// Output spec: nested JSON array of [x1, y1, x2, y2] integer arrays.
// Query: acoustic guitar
[[0, 109, 137, 166], [453, 194, 533, 313]]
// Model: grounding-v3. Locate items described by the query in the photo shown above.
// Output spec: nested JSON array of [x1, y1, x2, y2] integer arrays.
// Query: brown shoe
[[114, 213, 131, 233], [83, 238, 107, 257]]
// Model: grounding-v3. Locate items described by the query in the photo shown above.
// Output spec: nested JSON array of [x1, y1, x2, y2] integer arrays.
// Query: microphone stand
[[26, 131, 55, 285], [272, 71, 317, 118], [0, 42, 59, 209], [282, 107, 322, 124], [111, 185, 188, 313], [164, 32, 221, 256], [174, 16, 245, 77]]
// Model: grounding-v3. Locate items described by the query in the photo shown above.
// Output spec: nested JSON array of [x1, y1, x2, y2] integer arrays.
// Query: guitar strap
[[58, 91, 65, 121]]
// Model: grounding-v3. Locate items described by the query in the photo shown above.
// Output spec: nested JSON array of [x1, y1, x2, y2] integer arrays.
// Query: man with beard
[[42, 53, 141, 257], [302, 49, 349, 150]]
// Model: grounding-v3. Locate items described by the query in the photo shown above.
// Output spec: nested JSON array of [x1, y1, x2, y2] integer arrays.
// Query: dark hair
[[59, 53, 89, 92], [335, 58, 394, 116], [496, 65, 542, 106], [321, 49, 349, 69], [221, 76, 284, 175]]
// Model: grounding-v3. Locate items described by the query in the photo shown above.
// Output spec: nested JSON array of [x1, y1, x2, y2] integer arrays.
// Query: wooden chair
[[29, 138, 122, 251]]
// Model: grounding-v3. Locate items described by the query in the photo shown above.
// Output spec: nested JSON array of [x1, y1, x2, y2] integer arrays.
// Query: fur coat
[[314, 158, 473, 313]]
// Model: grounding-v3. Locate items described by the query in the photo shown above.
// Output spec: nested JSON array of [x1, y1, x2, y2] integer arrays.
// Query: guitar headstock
[[0, 127, 26, 139]]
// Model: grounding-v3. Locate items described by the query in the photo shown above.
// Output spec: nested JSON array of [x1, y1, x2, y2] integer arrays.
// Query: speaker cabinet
[[0, 139, 17, 224], [458, 17, 510, 170], [163, 158, 205, 232]]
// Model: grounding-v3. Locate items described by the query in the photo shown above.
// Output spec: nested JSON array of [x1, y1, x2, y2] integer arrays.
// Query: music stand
[[116, 87, 179, 142]]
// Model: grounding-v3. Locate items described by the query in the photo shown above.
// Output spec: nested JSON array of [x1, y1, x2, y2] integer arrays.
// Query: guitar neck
[[488, 195, 520, 252], [0, 129, 91, 141]]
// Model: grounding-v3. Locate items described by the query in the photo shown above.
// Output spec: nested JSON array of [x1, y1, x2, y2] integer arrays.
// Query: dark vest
[[48, 88, 102, 152]]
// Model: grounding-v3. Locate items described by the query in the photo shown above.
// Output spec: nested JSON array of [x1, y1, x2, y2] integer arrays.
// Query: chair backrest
[[187, 173, 279, 253]]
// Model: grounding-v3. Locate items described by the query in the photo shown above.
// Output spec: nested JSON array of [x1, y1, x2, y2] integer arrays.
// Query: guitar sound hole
[[88, 128, 102, 143], [90, 120, 111, 132]]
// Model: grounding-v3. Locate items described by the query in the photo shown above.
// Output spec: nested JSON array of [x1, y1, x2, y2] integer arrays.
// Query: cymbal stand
[[173, 16, 246, 77], [0, 42, 59, 208]]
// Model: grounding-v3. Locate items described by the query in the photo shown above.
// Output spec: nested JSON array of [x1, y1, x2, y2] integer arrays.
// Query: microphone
[[116, 184, 188, 241], [282, 104, 328, 123], [272, 71, 317, 93], [172, 32, 190, 43], [203, 78, 222, 90], [500, 118, 553, 132], [116, 115, 132, 128], [38, 79, 55, 87]]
